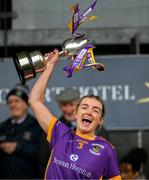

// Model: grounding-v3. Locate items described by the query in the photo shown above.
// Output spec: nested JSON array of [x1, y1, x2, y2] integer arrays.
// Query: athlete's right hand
[[44, 49, 59, 70]]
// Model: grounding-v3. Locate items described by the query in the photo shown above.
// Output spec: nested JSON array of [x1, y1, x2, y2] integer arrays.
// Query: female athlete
[[29, 49, 121, 180]]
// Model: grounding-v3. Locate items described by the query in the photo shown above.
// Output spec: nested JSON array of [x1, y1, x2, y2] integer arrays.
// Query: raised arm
[[29, 49, 59, 133]]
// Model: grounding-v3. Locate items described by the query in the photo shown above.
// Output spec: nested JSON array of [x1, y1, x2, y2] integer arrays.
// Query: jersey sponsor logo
[[53, 156, 91, 178], [69, 163, 91, 178], [54, 157, 69, 168], [89, 143, 104, 156], [70, 154, 79, 162]]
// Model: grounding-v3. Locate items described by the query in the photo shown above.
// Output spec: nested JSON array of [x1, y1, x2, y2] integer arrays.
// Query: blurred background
[[0, 0, 149, 179]]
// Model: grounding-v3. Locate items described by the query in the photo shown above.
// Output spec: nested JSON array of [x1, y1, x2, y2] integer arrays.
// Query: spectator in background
[[55, 88, 80, 129], [119, 147, 148, 179], [0, 84, 47, 179], [55, 87, 110, 140]]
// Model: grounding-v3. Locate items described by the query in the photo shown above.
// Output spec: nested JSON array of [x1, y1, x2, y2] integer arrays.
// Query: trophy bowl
[[62, 35, 89, 56]]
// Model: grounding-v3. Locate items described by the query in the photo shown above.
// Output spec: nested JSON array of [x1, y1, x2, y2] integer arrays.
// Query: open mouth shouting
[[81, 117, 93, 127]]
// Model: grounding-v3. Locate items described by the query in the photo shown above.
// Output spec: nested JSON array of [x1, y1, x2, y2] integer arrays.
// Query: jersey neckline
[[75, 131, 97, 140]]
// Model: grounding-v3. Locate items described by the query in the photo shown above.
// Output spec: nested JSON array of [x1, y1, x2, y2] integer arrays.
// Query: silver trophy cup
[[13, 36, 89, 84]]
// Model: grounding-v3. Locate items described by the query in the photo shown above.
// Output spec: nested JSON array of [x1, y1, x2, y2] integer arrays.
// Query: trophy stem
[[58, 50, 67, 56], [42, 50, 67, 61], [44, 50, 67, 60]]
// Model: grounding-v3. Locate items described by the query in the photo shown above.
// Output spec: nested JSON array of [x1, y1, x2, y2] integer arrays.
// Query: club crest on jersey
[[70, 154, 79, 162], [89, 143, 104, 156]]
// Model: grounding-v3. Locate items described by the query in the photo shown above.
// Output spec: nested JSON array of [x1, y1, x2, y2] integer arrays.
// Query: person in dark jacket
[[0, 84, 47, 179]]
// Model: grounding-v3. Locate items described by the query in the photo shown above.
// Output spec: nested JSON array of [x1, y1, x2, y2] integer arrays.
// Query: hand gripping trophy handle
[[13, 36, 89, 84]]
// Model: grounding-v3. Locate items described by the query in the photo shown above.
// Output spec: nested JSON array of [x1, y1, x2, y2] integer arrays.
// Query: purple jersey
[[45, 117, 121, 179]]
